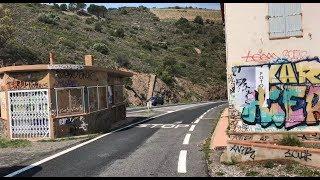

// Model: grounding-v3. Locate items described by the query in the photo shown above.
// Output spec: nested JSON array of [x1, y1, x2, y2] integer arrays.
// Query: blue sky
[[52, 3, 220, 10]]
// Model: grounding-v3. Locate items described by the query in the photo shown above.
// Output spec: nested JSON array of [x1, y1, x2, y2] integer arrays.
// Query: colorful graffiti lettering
[[233, 58, 320, 131]]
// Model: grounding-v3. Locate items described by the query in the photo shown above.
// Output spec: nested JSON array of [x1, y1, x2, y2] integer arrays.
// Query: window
[[87, 85, 108, 112], [268, 3, 302, 39], [55, 87, 85, 117]]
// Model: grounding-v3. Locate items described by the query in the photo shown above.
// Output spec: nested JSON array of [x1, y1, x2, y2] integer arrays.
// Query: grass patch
[[245, 170, 259, 176], [278, 134, 303, 147], [215, 171, 225, 176], [201, 106, 226, 165], [0, 137, 32, 148], [202, 137, 212, 164], [285, 161, 320, 176], [263, 160, 275, 169], [221, 157, 237, 166]]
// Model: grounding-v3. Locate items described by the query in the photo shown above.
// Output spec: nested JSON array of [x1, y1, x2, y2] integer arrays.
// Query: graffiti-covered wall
[[225, 3, 320, 133]]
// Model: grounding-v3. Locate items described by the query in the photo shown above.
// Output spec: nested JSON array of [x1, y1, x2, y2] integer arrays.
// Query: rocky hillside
[[0, 3, 227, 106]]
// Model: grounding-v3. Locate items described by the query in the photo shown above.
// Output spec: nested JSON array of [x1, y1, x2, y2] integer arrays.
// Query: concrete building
[[224, 3, 320, 134], [0, 54, 132, 140]]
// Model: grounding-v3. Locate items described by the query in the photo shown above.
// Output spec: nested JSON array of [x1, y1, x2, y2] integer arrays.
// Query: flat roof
[[0, 64, 133, 77]]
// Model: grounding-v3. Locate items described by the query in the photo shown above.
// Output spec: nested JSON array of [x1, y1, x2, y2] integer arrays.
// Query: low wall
[[221, 140, 320, 168], [53, 105, 126, 138], [229, 131, 320, 143]]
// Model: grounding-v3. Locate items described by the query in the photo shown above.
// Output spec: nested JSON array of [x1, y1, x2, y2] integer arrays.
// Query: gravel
[[208, 148, 320, 177]]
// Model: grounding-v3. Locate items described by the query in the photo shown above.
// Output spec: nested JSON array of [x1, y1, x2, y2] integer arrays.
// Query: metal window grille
[[55, 86, 85, 117], [8, 89, 50, 139]]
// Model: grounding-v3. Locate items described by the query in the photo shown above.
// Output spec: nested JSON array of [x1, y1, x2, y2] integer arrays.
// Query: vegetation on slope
[[0, 3, 226, 100]]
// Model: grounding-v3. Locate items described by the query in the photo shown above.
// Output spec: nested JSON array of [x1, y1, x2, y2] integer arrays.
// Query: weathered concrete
[[221, 140, 320, 169]]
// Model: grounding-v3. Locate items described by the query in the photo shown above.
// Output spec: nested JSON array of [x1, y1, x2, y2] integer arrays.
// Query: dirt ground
[[208, 148, 320, 177]]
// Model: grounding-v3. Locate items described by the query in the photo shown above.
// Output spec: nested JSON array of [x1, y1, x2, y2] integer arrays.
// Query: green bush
[[199, 59, 207, 68], [263, 160, 275, 169], [37, 13, 60, 25], [93, 43, 109, 55], [85, 17, 96, 24], [59, 4, 68, 11], [113, 28, 125, 38], [141, 40, 153, 51], [115, 53, 130, 68], [194, 16, 204, 25], [120, 9, 128, 15], [175, 17, 189, 27], [279, 134, 303, 147], [94, 22, 103, 32]]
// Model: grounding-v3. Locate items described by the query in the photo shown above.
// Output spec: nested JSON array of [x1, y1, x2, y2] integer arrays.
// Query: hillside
[[150, 8, 221, 22], [0, 3, 227, 105]]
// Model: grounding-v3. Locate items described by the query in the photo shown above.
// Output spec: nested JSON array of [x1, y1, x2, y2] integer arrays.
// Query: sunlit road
[[7, 101, 227, 177]]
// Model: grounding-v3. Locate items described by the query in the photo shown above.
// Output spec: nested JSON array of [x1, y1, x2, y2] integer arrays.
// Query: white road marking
[[183, 134, 191, 145], [194, 118, 201, 124], [178, 150, 187, 173], [174, 124, 190, 128], [167, 110, 174, 113], [189, 125, 196, 132], [5, 101, 224, 177]]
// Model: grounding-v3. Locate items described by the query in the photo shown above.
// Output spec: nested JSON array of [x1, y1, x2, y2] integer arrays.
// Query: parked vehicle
[[150, 95, 164, 106]]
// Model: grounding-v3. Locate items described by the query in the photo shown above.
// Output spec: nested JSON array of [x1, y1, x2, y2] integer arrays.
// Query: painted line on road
[[5, 101, 222, 177], [183, 134, 191, 145], [178, 150, 187, 173], [194, 118, 201, 124], [189, 125, 196, 132]]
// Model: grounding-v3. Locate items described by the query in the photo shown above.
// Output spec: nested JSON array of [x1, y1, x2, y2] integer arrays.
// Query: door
[[8, 89, 50, 139]]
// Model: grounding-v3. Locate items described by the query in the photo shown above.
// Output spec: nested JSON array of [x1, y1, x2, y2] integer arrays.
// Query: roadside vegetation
[[0, 3, 227, 102], [0, 137, 31, 148]]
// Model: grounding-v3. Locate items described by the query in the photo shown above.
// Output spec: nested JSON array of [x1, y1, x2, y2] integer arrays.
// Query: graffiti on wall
[[241, 49, 308, 63], [58, 116, 88, 132], [229, 144, 256, 160], [284, 149, 312, 162], [232, 58, 320, 131]]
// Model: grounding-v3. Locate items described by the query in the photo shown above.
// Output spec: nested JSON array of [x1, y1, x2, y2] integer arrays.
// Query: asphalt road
[[9, 101, 226, 177]]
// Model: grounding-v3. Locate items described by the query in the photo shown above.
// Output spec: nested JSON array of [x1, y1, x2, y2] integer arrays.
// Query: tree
[[0, 8, 15, 48], [76, 3, 86, 10], [60, 4, 68, 11], [52, 3, 60, 10], [87, 4, 107, 19], [194, 15, 204, 25], [68, 3, 77, 12]]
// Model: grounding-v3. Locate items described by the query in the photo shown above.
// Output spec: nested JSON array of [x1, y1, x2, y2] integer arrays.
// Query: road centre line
[[178, 150, 187, 173], [189, 125, 196, 132], [5, 101, 221, 177], [183, 134, 191, 145]]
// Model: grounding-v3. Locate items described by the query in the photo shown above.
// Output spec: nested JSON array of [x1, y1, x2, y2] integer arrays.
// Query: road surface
[[6, 101, 227, 177]]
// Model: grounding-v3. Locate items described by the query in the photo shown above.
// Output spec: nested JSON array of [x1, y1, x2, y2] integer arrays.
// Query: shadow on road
[[0, 165, 42, 177]]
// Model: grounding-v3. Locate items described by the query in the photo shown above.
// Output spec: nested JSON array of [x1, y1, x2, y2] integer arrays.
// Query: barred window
[[55, 87, 85, 117]]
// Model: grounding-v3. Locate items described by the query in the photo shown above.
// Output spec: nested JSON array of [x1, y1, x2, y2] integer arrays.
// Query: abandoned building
[[222, 3, 320, 168], [0, 53, 133, 140]]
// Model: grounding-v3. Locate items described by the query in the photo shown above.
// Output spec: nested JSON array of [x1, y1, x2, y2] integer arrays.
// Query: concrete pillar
[[147, 74, 156, 100], [85, 55, 94, 66], [49, 52, 55, 65]]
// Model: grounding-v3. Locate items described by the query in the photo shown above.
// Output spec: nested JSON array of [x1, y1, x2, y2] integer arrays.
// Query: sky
[[52, 3, 220, 10]]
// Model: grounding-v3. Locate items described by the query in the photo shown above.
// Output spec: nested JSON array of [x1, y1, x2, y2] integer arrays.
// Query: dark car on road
[[150, 95, 164, 106]]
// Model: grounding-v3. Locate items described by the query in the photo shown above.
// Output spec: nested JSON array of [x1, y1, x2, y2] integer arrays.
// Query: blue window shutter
[[269, 3, 286, 38], [285, 3, 302, 37]]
